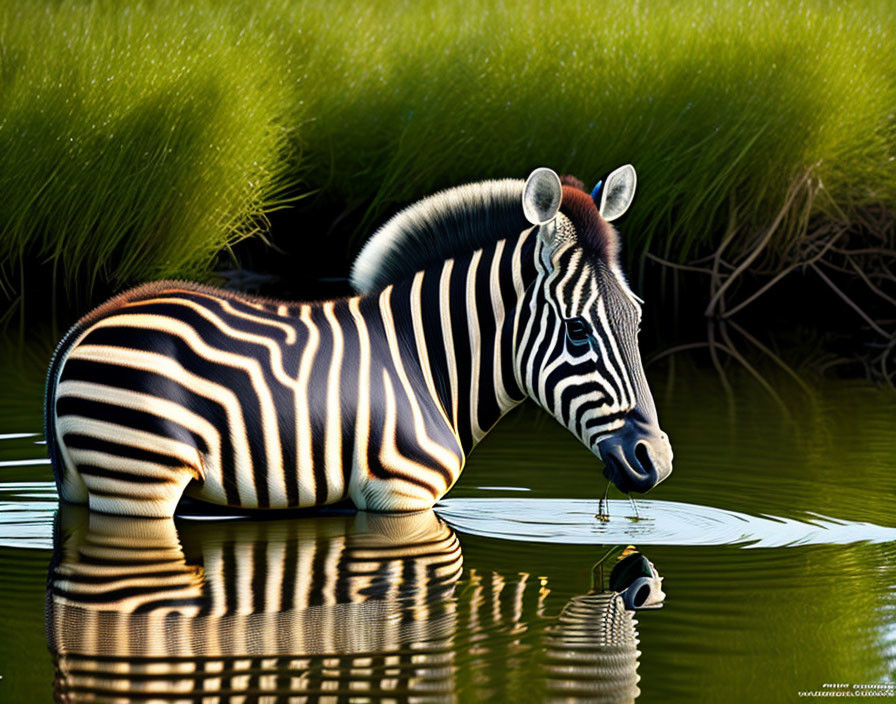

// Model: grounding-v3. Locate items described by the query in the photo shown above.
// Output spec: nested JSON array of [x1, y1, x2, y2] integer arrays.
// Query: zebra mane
[[349, 179, 530, 294], [350, 176, 623, 295]]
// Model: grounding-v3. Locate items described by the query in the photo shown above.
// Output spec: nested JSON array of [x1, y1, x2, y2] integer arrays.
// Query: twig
[[705, 174, 808, 318], [726, 319, 814, 399], [845, 257, 896, 308], [718, 322, 792, 419], [645, 252, 714, 275], [815, 357, 855, 374], [647, 341, 717, 366], [830, 247, 896, 258], [817, 259, 860, 276], [721, 266, 797, 318], [691, 252, 736, 269], [809, 263, 890, 338], [723, 227, 845, 318], [707, 321, 734, 408], [708, 198, 741, 316]]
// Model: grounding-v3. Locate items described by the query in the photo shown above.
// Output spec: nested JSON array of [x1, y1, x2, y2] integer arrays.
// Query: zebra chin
[[594, 421, 673, 495]]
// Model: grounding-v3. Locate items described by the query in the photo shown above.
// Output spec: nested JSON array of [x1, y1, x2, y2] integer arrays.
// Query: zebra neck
[[393, 228, 538, 454]]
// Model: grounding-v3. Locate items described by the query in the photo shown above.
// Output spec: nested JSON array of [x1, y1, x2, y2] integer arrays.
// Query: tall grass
[[286, 0, 896, 261], [0, 1, 298, 303], [1, 0, 894, 308]]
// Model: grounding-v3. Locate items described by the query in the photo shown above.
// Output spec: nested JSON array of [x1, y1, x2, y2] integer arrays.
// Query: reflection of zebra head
[[545, 547, 665, 703], [517, 168, 673, 494]]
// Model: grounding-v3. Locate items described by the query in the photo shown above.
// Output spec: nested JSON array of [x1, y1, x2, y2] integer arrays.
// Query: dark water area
[[1, 346, 895, 702]]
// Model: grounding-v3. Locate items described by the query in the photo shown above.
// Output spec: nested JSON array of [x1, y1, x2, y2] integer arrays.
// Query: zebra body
[[46, 167, 673, 517]]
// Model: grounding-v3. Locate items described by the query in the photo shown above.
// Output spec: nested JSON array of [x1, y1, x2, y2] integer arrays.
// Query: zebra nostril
[[632, 583, 651, 608], [634, 441, 653, 476]]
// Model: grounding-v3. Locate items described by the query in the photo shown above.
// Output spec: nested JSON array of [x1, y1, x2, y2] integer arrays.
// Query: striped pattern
[[48, 507, 645, 703], [47, 175, 663, 517], [517, 213, 645, 451], [48, 508, 462, 702], [49, 285, 469, 515], [544, 592, 641, 703]]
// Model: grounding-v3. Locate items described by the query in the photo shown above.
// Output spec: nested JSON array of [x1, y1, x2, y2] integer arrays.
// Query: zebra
[[45, 165, 673, 517], [48, 505, 662, 703]]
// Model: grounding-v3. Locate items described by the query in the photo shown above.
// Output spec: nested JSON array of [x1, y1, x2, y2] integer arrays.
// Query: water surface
[[1, 361, 895, 702]]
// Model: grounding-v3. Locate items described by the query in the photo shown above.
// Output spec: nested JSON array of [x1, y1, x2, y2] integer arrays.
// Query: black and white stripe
[[46, 167, 671, 517], [48, 506, 649, 703], [48, 507, 463, 702], [516, 219, 644, 450], [544, 591, 642, 703]]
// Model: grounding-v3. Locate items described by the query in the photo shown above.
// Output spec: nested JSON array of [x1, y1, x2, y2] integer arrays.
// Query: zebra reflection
[[47, 508, 663, 702], [544, 547, 664, 703], [47, 507, 462, 702]]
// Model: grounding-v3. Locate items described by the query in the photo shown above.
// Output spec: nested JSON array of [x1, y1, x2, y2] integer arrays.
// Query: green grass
[[1, 0, 894, 307], [0, 1, 298, 301], [289, 0, 896, 259]]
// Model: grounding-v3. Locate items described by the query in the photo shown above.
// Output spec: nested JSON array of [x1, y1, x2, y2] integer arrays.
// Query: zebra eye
[[565, 317, 591, 344]]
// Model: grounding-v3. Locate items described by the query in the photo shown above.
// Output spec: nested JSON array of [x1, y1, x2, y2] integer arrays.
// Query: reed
[[1, 0, 893, 309], [0, 1, 297, 302], [286, 0, 896, 264]]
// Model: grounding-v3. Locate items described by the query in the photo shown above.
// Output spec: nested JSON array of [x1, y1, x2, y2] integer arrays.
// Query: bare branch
[[718, 323, 792, 419], [727, 319, 814, 398], [722, 266, 799, 318], [705, 173, 809, 317], [845, 257, 896, 308], [645, 252, 714, 275], [809, 263, 891, 338], [646, 341, 717, 366]]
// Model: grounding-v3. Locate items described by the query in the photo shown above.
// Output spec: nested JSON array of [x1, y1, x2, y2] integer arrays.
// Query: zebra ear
[[523, 167, 562, 226], [599, 164, 637, 222]]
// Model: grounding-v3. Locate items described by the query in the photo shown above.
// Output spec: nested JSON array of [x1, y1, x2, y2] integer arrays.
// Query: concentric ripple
[[3, 484, 896, 551], [435, 498, 896, 548]]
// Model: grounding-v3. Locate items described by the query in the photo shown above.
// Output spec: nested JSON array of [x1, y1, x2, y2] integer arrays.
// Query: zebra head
[[518, 166, 672, 494]]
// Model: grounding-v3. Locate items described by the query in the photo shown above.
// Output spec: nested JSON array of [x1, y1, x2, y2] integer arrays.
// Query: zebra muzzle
[[596, 420, 672, 494]]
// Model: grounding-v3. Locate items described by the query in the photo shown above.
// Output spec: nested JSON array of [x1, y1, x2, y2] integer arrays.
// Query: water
[[437, 498, 896, 548], [1, 359, 895, 702]]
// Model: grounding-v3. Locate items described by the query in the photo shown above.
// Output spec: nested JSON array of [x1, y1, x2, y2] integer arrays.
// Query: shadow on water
[[46, 505, 664, 703]]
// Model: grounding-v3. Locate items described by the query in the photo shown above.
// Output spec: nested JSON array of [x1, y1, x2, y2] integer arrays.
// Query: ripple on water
[[435, 498, 896, 548], [0, 481, 57, 550], [2, 485, 895, 551]]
